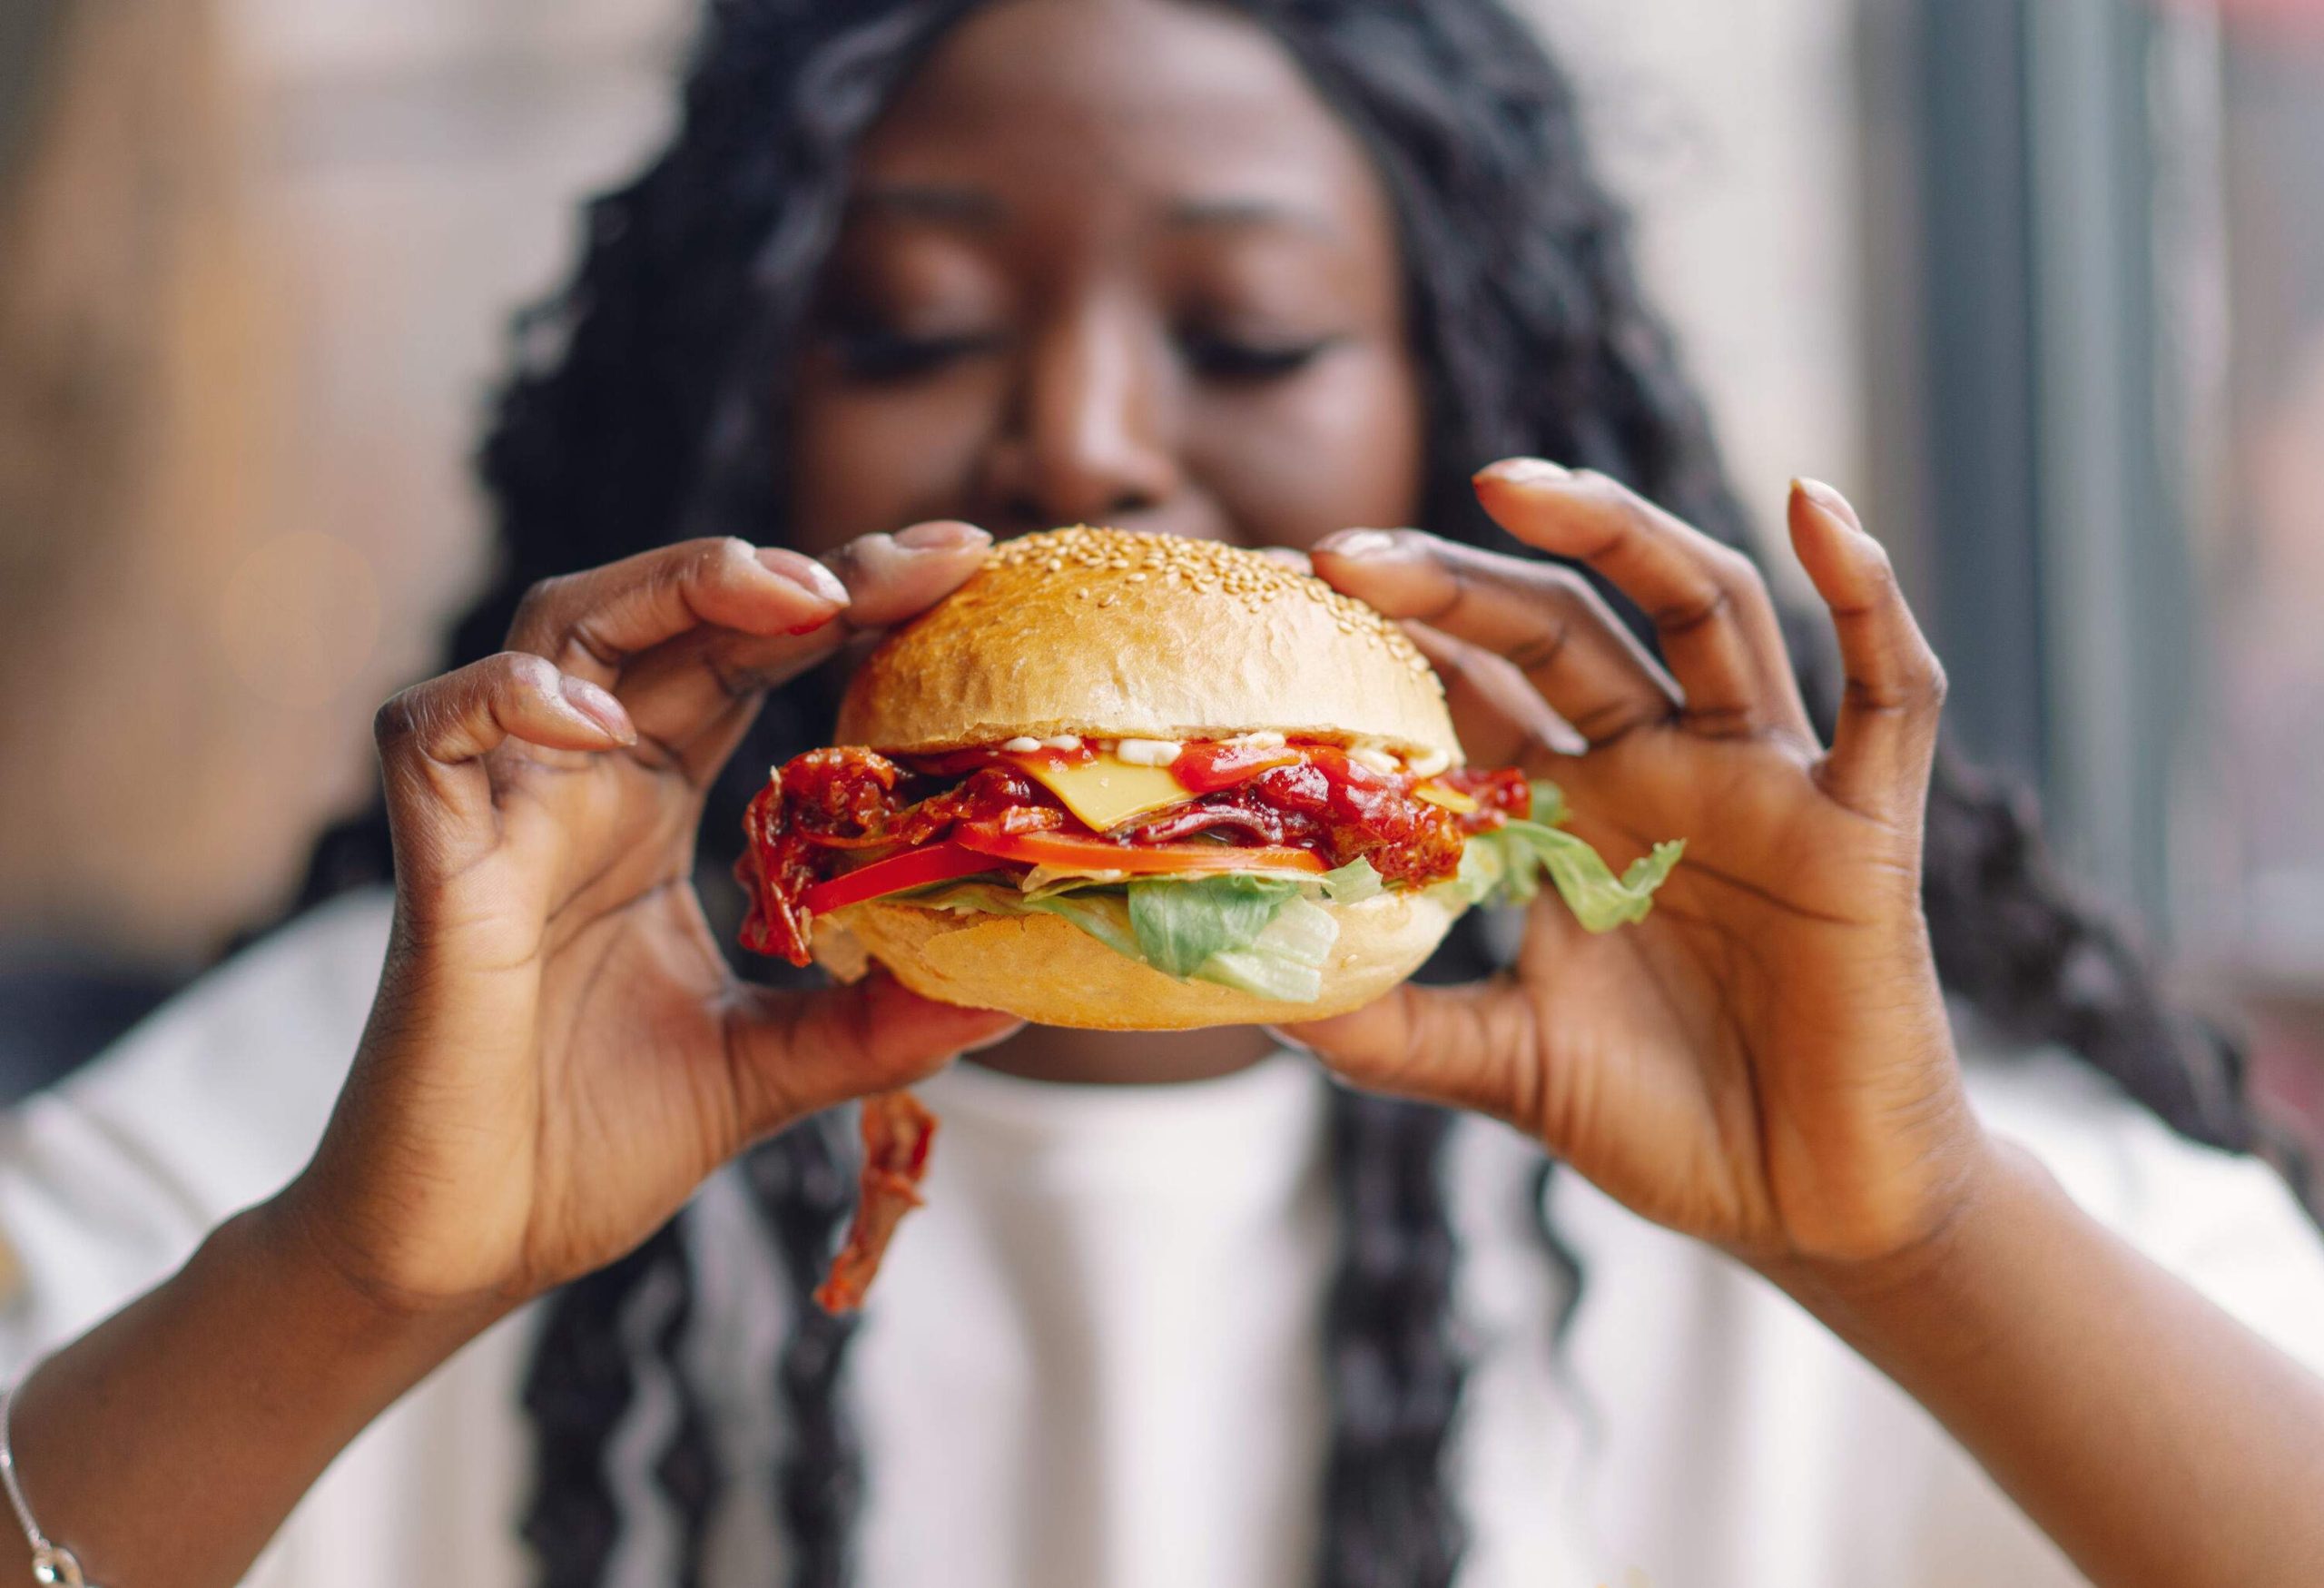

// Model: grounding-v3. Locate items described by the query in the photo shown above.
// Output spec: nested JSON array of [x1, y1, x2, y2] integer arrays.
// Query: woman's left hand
[[1284, 459, 1988, 1270]]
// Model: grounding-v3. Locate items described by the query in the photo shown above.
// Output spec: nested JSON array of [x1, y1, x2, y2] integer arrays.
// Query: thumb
[[722, 972, 1021, 1139], [1272, 978, 1542, 1133]]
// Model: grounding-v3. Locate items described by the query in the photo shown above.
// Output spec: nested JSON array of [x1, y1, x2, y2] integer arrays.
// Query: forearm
[[8, 1194, 498, 1587], [1768, 1138, 2324, 1588]]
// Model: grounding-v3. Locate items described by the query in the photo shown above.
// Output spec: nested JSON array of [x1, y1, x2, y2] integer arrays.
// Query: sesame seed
[[982, 525, 1437, 683]]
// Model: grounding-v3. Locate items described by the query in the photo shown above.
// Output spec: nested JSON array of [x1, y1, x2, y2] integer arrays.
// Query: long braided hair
[[284, 2, 2301, 1584]]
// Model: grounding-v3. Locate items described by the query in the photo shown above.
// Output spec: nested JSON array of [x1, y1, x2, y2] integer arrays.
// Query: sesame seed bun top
[[835, 527, 1463, 761]]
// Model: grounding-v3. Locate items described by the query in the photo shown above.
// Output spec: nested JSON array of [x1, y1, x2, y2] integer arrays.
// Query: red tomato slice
[[803, 841, 1007, 915], [1170, 740, 1305, 794], [955, 824, 1327, 875]]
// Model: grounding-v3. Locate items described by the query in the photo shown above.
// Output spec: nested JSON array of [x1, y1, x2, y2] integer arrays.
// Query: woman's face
[[785, 0, 1425, 555]]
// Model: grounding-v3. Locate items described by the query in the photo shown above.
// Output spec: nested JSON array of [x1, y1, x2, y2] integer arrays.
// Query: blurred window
[[1868, 0, 2324, 1133]]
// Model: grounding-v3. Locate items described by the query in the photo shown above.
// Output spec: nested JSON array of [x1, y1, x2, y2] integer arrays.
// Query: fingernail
[[1315, 528, 1402, 560], [758, 547, 850, 605], [1474, 457, 1571, 487], [1795, 478, 1861, 529], [560, 675, 635, 744], [894, 519, 991, 552], [1260, 1024, 1313, 1054]]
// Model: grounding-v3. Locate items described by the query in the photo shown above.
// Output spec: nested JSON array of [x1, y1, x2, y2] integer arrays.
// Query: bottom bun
[[832, 889, 1465, 1031]]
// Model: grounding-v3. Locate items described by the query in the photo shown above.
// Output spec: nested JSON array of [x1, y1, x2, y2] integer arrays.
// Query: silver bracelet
[[0, 1381, 94, 1587]]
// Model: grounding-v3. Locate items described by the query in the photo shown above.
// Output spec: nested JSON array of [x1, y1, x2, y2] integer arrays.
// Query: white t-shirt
[[3, 891, 2321, 1587]]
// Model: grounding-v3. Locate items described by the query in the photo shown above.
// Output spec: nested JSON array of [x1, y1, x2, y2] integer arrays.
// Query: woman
[[4, 2, 2321, 1585]]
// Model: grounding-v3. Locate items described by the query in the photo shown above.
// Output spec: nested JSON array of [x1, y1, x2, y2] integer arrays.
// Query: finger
[[1402, 622, 1587, 767], [1272, 978, 1544, 1135], [614, 521, 994, 785], [1787, 479, 1947, 814], [507, 536, 852, 687], [1471, 459, 1811, 740], [373, 652, 635, 879], [1311, 526, 1679, 745], [724, 972, 1024, 1135]]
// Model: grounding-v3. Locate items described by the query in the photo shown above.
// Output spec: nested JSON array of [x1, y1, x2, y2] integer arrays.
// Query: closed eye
[[1177, 331, 1341, 382], [831, 327, 1009, 382]]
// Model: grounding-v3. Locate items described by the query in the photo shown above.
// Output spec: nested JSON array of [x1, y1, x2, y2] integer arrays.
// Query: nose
[[978, 296, 1181, 531]]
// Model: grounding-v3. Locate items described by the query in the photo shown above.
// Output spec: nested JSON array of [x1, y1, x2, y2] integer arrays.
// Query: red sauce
[[738, 750, 903, 963], [813, 1089, 938, 1314], [1170, 739, 1305, 794], [738, 739, 1535, 966], [902, 742, 1098, 777], [1116, 748, 1528, 886], [1439, 764, 1533, 825], [738, 750, 1071, 964]]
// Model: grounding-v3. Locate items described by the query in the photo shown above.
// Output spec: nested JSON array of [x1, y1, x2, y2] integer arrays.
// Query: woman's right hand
[[277, 523, 1019, 1319]]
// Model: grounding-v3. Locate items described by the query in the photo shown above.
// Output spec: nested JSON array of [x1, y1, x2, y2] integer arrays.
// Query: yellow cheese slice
[[1011, 753, 1192, 832], [1413, 781, 1478, 814]]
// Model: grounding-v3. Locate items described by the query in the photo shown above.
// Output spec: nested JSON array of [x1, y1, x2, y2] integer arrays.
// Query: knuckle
[[1594, 478, 1657, 539], [1657, 578, 1733, 634], [1502, 618, 1572, 676], [372, 688, 420, 747], [694, 536, 754, 582], [1918, 654, 1950, 707], [1702, 540, 1762, 588], [1542, 561, 1596, 597], [493, 650, 561, 696], [510, 574, 569, 631], [490, 651, 562, 706]]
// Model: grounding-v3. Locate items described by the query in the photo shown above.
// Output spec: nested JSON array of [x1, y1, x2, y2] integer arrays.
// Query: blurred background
[[1, 0, 2319, 1159]]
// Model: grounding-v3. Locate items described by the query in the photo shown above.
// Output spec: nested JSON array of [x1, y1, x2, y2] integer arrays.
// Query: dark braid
[[743, 1112, 872, 1588], [658, 1241, 724, 1588], [522, 1219, 723, 1587], [264, 2, 2310, 1583], [1922, 751, 2318, 1214], [1316, 1089, 1467, 1588]]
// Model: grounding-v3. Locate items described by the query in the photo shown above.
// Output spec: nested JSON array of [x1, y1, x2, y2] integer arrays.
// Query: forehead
[[852, 0, 1393, 244]]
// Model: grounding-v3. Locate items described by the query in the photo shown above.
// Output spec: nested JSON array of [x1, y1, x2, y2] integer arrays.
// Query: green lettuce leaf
[[902, 880, 1146, 961], [894, 871, 1344, 1001], [1022, 889, 1147, 961], [1443, 778, 1682, 931], [1530, 778, 1569, 828], [1188, 894, 1338, 1001], [1126, 874, 1300, 977], [1498, 821, 1683, 931], [1438, 830, 1508, 907], [1316, 856, 1385, 904]]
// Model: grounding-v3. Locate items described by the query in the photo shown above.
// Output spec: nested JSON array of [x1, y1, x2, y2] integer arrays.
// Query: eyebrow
[[850, 183, 1006, 229], [849, 183, 1345, 245], [1166, 196, 1344, 245]]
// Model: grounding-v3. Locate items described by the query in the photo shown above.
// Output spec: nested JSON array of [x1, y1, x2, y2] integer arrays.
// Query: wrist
[[2, 1193, 503, 1588], [1760, 1134, 2048, 1362], [244, 1181, 510, 1357]]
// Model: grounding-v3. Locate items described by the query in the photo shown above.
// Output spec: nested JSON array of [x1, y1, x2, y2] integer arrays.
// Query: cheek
[[784, 372, 999, 556], [1186, 345, 1425, 550]]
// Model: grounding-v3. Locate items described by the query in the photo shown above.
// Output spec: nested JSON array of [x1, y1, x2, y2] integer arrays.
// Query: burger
[[738, 526, 1681, 1311], [737, 526, 1679, 1031]]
